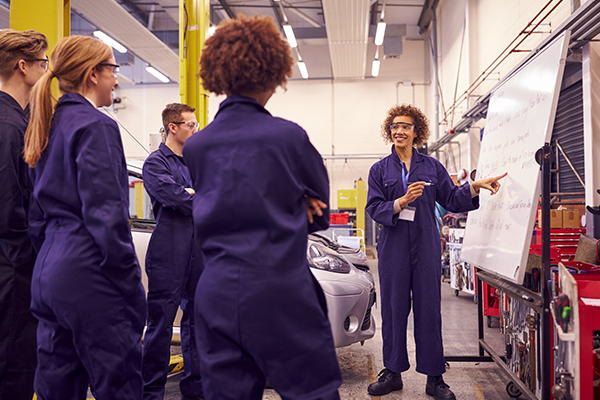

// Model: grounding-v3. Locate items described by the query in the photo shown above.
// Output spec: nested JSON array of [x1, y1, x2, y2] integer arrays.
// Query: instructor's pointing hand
[[472, 172, 508, 195]]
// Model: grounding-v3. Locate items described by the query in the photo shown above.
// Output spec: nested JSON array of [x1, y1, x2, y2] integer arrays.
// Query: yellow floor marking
[[367, 353, 380, 400], [474, 383, 486, 400]]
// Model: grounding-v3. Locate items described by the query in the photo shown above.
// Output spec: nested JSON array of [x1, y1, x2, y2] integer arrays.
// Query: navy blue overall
[[142, 142, 203, 399], [0, 92, 37, 400], [28, 93, 147, 400], [366, 147, 478, 376], [183, 95, 342, 400]]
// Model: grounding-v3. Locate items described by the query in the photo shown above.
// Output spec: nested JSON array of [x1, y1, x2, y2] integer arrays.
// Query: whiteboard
[[461, 32, 570, 284]]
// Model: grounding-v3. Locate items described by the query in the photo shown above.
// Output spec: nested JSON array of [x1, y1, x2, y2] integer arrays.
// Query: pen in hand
[[408, 181, 435, 186]]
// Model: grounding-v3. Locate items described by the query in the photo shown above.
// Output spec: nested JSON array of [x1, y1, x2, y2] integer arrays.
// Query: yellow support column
[[134, 181, 145, 219], [179, 0, 210, 128], [356, 179, 366, 243], [10, 0, 70, 51]]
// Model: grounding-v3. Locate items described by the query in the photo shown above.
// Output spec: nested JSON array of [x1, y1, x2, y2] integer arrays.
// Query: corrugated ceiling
[[72, 0, 178, 82], [321, 0, 370, 79]]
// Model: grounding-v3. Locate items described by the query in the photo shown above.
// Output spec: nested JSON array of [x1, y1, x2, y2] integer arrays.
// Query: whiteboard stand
[[450, 31, 570, 399], [540, 143, 552, 400], [454, 144, 553, 400]]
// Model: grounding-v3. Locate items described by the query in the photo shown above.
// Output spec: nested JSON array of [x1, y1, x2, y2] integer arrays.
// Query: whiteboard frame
[[461, 31, 571, 284]]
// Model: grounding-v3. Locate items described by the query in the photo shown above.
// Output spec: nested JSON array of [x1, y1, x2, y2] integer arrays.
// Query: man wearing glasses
[[0, 29, 48, 400], [142, 103, 204, 400]]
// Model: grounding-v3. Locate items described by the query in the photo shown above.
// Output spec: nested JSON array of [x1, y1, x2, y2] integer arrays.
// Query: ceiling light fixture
[[296, 50, 309, 79], [283, 24, 297, 48], [372, 46, 381, 77], [371, 60, 380, 77], [375, 0, 387, 47], [93, 31, 127, 54], [298, 61, 309, 79], [146, 66, 170, 83], [374, 22, 386, 46]]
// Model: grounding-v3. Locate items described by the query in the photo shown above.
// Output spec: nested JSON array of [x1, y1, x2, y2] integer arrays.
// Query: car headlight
[[307, 243, 351, 273]]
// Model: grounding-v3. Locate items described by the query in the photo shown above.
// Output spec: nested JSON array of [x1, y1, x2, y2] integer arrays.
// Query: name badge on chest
[[398, 206, 416, 222]]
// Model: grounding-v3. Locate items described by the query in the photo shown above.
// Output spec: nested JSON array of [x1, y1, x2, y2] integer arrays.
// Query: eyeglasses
[[171, 121, 200, 131], [390, 122, 415, 132], [97, 62, 120, 78], [13, 58, 49, 71]]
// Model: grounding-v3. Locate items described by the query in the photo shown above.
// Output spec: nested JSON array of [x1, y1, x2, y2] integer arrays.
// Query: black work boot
[[367, 368, 403, 395], [426, 375, 456, 400], [181, 395, 205, 400]]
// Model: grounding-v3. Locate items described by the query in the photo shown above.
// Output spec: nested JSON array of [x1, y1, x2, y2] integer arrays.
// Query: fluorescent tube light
[[374, 22, 386, 46], [146, 66, 170, 83], [93, 31, 127, 54], [371, 59, 380, 77], [297, 61, 308, 79], [283, 24, 297, 48]]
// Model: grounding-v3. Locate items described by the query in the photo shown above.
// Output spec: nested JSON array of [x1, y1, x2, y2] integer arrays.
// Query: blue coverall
[[28, 92, 147, 400], [0, 92, 37, 400], [366, 146, 479, 376], [142, 142, 203, 399], [183, 95, 342, 400]]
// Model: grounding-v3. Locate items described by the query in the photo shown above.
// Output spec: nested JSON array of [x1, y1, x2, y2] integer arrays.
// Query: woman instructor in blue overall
[[366, 104, 505, 399], [24, 36, 146, 400], [183, 15, 341, 400]]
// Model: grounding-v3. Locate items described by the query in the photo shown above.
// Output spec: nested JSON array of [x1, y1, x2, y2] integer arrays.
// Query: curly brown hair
[[381, 104, 430, 147], [198, 15, 294, 95]]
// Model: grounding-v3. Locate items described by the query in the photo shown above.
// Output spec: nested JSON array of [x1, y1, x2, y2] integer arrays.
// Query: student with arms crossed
[[183, 15, 341, 400], [142, 103, 203, 400]]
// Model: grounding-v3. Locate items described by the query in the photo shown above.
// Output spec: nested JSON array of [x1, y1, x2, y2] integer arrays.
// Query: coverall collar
[[390, 145, 424, 176], [158, 142, 181, 159], [0, 91, 28, 117], [215, 95, 272, 119], [56, 92, 97, 110]]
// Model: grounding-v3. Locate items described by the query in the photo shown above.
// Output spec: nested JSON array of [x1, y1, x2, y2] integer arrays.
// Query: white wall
[[116, 0, 579, 207], [111, 83, 180, 159], [118, 40, 427, 209], [582, 42, 600, 235], [430, 0, 571, 175]]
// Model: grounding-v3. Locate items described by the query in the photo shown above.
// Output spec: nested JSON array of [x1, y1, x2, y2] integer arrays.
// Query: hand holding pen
[[397, 181, 431, 210], [412, 181, 435, 186]]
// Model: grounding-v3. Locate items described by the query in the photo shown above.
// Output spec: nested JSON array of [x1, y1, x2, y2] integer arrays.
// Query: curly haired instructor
[[366, 105, 506, 400], [24, 36, 146, 399], [183, 15, 341, 400]]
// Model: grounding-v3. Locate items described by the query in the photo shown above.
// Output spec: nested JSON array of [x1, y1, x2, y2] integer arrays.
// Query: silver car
[[128, 160, 376, 348]]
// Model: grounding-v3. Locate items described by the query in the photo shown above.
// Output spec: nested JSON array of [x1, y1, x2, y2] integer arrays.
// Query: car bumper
[[312, 269, 377, 348]]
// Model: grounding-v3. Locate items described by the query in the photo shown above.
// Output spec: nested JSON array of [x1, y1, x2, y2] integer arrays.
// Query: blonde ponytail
[[23, 35, 113, 167], [24, 71, 55, 167]]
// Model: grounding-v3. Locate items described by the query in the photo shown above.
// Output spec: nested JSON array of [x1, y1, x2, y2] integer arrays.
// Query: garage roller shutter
[[550, 78, 584, 197]]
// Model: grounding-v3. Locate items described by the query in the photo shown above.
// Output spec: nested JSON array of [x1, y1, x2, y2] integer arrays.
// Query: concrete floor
[[163, 258, 516, 400]]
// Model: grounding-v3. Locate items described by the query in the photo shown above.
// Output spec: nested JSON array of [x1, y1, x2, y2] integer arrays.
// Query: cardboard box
[[562, 209, 580, 228], [551, 209, 563, 228], [538, 209, 563, 229]]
